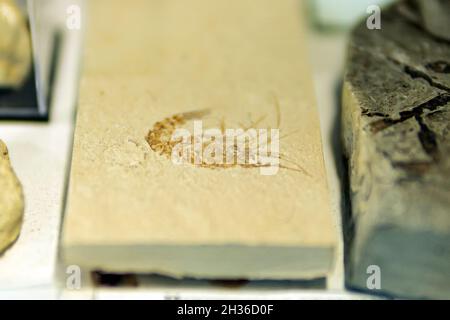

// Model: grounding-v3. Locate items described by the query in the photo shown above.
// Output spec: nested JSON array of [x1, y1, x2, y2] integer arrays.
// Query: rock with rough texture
[[342, 2, 450, 299], [0, 0, 32, 89], [0, 140, 24, 254]]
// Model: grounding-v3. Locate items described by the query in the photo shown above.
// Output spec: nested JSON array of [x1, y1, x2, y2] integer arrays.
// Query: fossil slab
[[62, 0, 337, 279], [342, 2, 450, 299], [0, 140, 24, 254]]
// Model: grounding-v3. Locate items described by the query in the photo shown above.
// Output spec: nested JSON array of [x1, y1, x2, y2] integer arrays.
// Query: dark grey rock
[[342, 1, 450, 299]]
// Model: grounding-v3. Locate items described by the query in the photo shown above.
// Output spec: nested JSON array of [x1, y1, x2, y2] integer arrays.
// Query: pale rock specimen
[[399, 0, 450, 42], [0, 140, 24, 254], [0, 0, 32, 89]]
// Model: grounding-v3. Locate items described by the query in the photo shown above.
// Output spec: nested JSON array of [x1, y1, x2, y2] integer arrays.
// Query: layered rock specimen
[[0, 0, 32, 89], [0, 140, 24, 253], [342, 2, 450, 299]]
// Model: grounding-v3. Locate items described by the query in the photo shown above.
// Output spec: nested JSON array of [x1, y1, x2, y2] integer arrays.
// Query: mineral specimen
[[0, 140, 24, 254]]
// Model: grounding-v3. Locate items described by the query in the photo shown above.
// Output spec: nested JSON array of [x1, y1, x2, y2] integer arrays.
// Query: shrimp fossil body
[[145, 110, 309, 175]]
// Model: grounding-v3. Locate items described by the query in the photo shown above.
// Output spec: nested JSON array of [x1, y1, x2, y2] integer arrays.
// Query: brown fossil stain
[[145, 104, 310, 176]]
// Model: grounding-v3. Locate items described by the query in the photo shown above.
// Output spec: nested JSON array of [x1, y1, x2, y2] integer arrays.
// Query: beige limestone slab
[[62, 0, 337, 279]]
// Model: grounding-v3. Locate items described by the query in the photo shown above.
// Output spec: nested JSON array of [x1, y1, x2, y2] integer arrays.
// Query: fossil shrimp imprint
[[145, 106, 310, 175]]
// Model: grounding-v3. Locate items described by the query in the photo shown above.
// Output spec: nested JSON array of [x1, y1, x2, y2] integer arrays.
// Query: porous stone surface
[[0, 0, 32, 89], [0, 140, 24, 254], [342, 2, 450, 299]]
